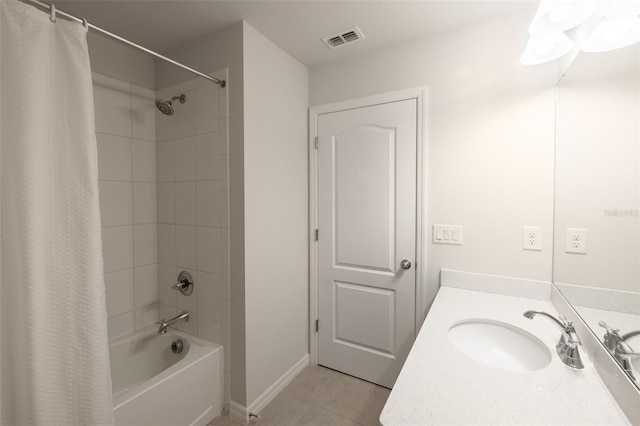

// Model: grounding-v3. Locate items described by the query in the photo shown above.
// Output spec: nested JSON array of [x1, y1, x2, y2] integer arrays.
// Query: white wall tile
[[104, 268, 134, 317], [131, 85, 155, 100], [177, 270, 198, 316], [174, 311, 197, 335], [155, 109, 174, 141], [133, 182, 157, 224], [157, 224, 176, 265], [219, 85, 228, 119], [220, 296, 230, 336], [132, 139, 156, 182], [94, 85, 132, 137], [223, 334, 230, 372], [135, 304, 158, 330], [195, 132, 220, 180], [134, 224, 158, 266], [107, 311, 134, 340], [197, 316, 221, 344], [173, 78, 196, 95], [220, 191, 229, 229], [174, 90, 195, 138], [99, 181, 132, 227], [158, 264, 178, 307], [176, 225, 197, 270], [195, 84, 219, 135], [97, 133, 132, 181], [156, 140, 175, 182], [221, 228, 229, 265], [220, 263, 230, 301], [158, 303, 177, 324], [197, 271, 220, 321], [174, 137, 196, 181], [220, 155, 229, 191], [102, 226, 134, 273], [134, 264, 158, 308], [93, 75, 131, 93], [196, 180, 220, 227], [132, 96, 156, 142], [175, 181, 196, 225], [196, 226, 220, 274], [157, 183, 176, 224], [219, 118, 228, 156]]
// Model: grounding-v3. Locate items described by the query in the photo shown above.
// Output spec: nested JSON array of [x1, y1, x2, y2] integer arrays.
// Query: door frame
[[308, 87, 428, 365]]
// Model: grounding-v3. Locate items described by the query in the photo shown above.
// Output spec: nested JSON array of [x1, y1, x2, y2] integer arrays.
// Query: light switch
[[433, 224, 463, 245]]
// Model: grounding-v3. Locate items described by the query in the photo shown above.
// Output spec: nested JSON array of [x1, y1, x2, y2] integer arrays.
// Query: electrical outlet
[[565, 228, 588, 254], [522, 226, 542, 251]]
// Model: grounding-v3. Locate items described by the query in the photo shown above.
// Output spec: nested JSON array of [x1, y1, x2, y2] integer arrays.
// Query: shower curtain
[[0, 1, 113, 424]]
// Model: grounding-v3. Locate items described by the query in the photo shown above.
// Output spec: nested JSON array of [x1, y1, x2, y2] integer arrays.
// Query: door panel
[[317, 99, 417, 388]]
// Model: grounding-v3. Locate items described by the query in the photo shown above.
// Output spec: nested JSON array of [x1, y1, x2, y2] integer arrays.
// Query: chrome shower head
[[155, 94, 186, 116]]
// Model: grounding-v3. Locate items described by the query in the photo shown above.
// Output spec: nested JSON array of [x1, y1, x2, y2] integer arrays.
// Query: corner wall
[[242, 22, 309, 405], [309, 10, 562, 325]]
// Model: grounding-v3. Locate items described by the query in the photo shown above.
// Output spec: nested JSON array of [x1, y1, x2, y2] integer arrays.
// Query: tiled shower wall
[[155, 69, 230, 403], [93, 73, 159, 340]]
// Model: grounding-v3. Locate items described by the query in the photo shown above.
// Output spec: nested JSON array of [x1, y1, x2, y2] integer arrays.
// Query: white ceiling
[[50, 0, 537, 68]]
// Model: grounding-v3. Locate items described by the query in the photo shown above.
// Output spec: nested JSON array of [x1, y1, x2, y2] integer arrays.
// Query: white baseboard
[[228, 353, 310, 424], [248, 353, 310, 415], [228, 401, 248, 425]]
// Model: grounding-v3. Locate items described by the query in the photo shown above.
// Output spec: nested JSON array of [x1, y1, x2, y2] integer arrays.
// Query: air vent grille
[[322, 26, 365, 49]]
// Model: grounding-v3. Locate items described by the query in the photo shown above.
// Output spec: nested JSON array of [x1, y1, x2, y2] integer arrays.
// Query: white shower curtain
[[0, 1, 113, 424]]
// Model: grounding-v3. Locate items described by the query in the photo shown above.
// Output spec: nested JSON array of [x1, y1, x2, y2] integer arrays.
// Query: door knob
[[400, 259, 412, 270]]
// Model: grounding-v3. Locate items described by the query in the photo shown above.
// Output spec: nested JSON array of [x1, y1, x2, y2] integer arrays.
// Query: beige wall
[[310, 10, 562, 324], [242, 23, 309, 405]]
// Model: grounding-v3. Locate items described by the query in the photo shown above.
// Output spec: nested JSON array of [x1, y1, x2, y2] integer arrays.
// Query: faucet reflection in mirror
[[599, 321, 640, 381]]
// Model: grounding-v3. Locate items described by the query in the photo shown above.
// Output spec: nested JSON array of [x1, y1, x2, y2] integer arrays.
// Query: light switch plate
[[433, 224, 463, 245]]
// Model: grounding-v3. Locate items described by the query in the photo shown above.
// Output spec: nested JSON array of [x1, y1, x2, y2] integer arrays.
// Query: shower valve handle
[[172, 271, 194, 296]]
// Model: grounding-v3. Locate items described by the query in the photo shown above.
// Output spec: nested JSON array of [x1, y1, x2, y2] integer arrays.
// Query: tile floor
[[208, 365, 391, 426]]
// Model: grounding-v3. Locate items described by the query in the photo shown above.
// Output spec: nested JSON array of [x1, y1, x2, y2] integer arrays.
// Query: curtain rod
[[21, 0, 226, 88]]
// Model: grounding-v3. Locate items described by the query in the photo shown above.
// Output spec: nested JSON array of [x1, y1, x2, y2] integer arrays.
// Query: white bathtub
[[109, 327, 223, 426]]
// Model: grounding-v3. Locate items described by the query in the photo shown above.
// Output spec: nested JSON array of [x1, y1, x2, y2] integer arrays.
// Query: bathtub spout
[[158, 310, 190, 334]]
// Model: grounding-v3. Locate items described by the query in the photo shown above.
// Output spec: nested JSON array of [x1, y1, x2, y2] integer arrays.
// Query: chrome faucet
[[523, 310, 584, 369], [158, 310, 190, 334], [599, 321, 639, 380]]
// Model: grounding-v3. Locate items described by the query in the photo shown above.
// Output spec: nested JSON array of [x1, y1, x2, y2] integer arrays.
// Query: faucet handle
[[173, 271, 194, 296], [598, 321, 620, 335]]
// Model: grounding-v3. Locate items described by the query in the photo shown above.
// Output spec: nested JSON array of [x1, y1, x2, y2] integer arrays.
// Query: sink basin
[[448, 319, 552, 372]]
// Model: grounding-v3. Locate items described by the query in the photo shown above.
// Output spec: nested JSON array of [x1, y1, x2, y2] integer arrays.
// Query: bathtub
[[109, 327, 223, 426]]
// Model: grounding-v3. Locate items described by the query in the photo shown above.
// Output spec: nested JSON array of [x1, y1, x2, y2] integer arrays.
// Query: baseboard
[[228, 401, 248, 425], [248, 353, 310, 415], [228, 353, 310, 425]]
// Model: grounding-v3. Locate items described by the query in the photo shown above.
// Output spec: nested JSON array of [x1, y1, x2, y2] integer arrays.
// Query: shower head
[[155, 94, 186, 116]]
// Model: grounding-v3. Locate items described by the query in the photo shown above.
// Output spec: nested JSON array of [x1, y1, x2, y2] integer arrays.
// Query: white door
[[317, 99, 417, 388]]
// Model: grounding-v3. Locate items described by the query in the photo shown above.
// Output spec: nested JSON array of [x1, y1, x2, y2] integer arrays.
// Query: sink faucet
[[599, 321, 639, 380], [158, 310, 190, 334], [523, 310, 584, 369]]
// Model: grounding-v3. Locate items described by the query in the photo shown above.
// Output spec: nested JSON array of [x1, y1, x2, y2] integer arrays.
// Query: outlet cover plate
[[522, 226, 542, 251], [565, 228, 588, 254]]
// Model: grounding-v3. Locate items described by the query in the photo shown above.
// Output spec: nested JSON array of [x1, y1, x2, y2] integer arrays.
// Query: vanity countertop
[[379, 287, 630, 425]]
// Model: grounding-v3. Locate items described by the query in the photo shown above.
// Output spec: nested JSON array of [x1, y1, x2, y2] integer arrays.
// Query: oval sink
[[448, 319, 552, 372]]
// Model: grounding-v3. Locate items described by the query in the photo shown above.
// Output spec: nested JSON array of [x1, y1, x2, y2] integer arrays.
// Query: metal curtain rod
[[21, 0, 226, 88]]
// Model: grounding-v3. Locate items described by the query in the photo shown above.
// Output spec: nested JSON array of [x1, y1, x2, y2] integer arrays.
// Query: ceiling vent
[[321, 26, 365, 49]]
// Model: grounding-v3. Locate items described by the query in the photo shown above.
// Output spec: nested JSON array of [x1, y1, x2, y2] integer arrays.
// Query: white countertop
[[380, 287, 630, 425]]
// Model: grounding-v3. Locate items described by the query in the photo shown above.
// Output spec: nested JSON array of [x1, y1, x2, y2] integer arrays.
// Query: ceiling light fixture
[[522, 0, 640, 65], [582, 0, 640, 52], [520, 32, 575, 65], [528, 0, 597, 35]]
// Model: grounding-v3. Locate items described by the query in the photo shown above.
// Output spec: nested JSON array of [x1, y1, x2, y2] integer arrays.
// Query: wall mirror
[[554, 43, 639, 388]]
